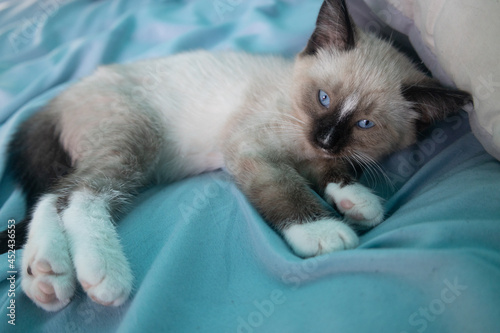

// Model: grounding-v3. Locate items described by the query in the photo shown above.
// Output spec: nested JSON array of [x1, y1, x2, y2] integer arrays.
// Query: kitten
[[1, 0, 471, 311]]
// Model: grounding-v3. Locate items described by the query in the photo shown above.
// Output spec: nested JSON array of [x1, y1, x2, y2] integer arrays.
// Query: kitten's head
[[292, 0, 472, 161]]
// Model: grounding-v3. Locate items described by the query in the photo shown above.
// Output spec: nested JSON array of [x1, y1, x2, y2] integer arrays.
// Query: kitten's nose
[[315, 128, 335, 149]]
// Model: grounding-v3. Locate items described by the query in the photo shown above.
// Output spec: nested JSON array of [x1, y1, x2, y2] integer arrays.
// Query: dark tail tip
[[0, 218, 30, 254]]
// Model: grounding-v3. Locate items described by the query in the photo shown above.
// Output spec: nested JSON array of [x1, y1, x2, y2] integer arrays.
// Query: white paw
[[325, 183, 384, 227], [74, 249, 133, 307], [283, 219, 359, 258], [21, 195, 76, 312], [63, 190, 133, 307]]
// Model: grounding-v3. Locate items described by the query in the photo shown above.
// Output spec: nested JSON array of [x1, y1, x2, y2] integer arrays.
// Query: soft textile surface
[[351, 0, 500, 161], [1, 1, 499, 332]]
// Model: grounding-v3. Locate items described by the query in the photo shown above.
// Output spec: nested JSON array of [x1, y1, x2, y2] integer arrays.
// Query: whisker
[[349, 151, 374, 187], [356, 152, 381, 188], [341, 154, 359, 179], [351, 151, 395, 192], [279, 113, 306, 125]]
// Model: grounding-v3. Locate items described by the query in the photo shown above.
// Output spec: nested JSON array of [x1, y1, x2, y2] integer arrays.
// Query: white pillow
[[353, 0, 500, 160]]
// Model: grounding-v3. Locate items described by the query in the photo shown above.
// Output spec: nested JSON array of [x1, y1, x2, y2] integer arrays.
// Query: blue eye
[[357, 119, 375, 129], [318, 90, 330, 108]]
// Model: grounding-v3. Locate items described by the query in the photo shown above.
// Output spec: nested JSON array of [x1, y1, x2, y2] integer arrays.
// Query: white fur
[[283, 218, 359, 258], [62, 190, 133, 306], [325, 182, 384, 227], [57, 51, 294, 182], [21, 194, 76, 311], [340, 93, 360, 120]]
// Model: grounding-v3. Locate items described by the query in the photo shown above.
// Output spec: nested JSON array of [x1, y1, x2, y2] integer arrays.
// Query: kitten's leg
[[61, 188, 133, 306], [52, 163, 152, 307], [58, 123, 159, 306], [21, 194, 76, 311], [228, 157, 359, 258]]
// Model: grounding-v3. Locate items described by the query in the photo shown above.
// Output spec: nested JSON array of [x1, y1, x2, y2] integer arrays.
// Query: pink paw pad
[[35, 281, 56, 304], [340, 199, 354, 210]]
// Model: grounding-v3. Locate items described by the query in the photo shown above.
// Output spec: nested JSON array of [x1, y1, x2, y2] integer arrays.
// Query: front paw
[[325, 183, 384, 228], [283, 219, 359, 258]]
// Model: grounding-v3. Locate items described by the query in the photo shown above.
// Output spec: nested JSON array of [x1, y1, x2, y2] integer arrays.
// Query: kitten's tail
[[0, 218, 30, 255], [0, 108, 73, 254]]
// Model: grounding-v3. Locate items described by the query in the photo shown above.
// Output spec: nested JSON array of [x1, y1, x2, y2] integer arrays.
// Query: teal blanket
[[1, 1, 499, 332]]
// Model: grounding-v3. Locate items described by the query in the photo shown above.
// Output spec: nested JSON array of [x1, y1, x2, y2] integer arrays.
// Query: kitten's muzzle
[[311, 122, 350, 155]]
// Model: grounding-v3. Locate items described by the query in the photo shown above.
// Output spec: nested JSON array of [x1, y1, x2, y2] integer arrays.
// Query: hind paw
[[21, 196, 76, 311], [76, 253, 133, 307], [63, 190, 133, 307], [22, 256, 76, 312]]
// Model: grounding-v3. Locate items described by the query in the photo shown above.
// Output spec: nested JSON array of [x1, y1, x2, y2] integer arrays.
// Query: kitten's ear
[[301, 0, 356, 56], [402, 84, 473, 129]]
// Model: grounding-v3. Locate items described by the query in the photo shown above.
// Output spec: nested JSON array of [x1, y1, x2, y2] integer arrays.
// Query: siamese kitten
[[2, 0, 470, 311]]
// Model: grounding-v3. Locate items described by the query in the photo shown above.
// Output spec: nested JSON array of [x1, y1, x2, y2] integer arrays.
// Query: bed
[[1, 0, 499, 332]]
